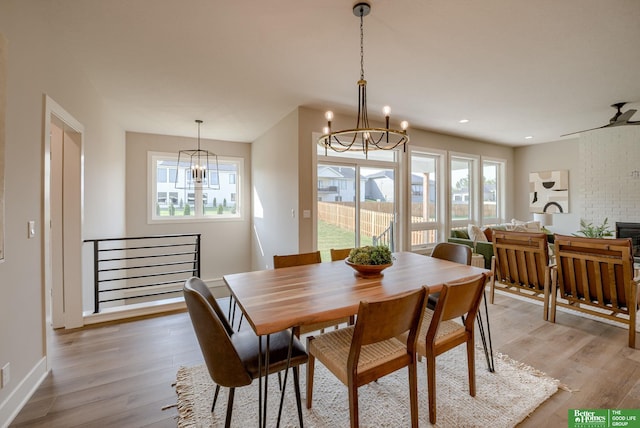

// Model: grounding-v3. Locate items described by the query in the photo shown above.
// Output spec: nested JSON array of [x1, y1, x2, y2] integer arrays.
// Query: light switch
[[28, 220, 36, 238]]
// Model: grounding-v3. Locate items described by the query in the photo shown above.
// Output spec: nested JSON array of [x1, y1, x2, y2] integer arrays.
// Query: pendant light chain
[[360, 8, 365, 81]]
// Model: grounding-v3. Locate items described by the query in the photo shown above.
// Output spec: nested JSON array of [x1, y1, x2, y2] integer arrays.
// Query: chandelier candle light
[[318, 2, 409, 158], [175, 120, 220, 190]]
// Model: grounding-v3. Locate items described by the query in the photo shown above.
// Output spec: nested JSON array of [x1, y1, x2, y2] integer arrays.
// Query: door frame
[[43, 95, 84, 340]]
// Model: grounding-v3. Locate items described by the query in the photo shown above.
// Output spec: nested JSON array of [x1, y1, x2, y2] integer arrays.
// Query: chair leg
[[293, 366, 305, 428], [212, 384, 221, 412], [306, 336, 315, 409], [489, 256, 496, 304], [426, 354, 437, 424], [467, 340, 476, 397], [408, 361, 419, 428], [348, 378, 359, 428], [224, 387, 235, 428]]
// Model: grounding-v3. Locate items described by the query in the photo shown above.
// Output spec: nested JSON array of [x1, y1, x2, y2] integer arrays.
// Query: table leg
[[276, 328, 298, 427], [476, 289, 495, 372]]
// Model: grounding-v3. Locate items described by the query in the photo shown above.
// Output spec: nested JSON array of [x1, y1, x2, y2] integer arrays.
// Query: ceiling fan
[[561, 102, 640, 137]]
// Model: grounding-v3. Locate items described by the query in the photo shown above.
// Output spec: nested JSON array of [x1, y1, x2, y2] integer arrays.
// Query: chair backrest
[[185, 276, 234, 335], [431, 242, 472, 265], [330, 248, 353, 262], [183, 277, 252, 387], [348, 288, 427, 367], [554, 234, 636, 310], [492, 230, 549, 291], [428, 274, 487, 339], [273, 250, 322, 269]]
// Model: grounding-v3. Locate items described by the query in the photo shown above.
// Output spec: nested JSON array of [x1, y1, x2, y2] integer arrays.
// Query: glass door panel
[[360, 167, 396, 251]]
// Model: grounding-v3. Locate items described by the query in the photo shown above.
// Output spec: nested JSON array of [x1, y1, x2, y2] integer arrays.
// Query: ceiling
[[47, 0, 640, 146]]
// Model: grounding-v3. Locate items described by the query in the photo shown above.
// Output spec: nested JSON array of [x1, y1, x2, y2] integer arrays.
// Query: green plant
[[183, 204, 191, 216], [574, 217, 613, 238], [347, 245, 393, 265], [168, 203, 175, 216], [155, 202, 160, 216], [217, 205, 224, 214]]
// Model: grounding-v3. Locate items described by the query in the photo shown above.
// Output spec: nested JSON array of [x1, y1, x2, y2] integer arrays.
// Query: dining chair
[[411, 273, 488, 424], [273, 250, 322, 268], [306, 287, 427, 428], [426, 243, 493, 372], [274, 251, 352, 333], [330, 247, 353, 261], [183, 277, 308, 428]]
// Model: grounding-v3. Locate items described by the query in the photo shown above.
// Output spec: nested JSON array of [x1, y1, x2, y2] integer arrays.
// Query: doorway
[[44, 96, 84, 341]]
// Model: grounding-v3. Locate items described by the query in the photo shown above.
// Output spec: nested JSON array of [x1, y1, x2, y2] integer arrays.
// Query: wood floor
[[10, 291, 640, 427]]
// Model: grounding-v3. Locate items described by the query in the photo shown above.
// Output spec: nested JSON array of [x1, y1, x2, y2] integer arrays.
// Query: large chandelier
[[318, 2, 409, 158], [175, 120, 220, 190]]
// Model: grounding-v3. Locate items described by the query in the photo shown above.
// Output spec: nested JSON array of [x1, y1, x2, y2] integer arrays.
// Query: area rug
[[174, 345, 560, 427]]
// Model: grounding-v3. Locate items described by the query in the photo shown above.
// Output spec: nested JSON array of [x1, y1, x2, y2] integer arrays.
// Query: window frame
[[148, 151, 244, 223]]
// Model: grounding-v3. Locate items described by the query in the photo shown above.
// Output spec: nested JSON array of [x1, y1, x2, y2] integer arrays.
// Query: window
[[409, 149, 444, 250], [149, 152, 243, 221], [481, 159, 505, 225], [316, 149, 398, 260], [450, 155, 477, 228]]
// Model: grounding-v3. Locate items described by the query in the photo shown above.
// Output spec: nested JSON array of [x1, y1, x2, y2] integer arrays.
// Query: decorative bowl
[[345, 259, 392, 278]]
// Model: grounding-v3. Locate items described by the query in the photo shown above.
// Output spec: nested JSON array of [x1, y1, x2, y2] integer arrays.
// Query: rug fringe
[[494, 350, 575, 393]]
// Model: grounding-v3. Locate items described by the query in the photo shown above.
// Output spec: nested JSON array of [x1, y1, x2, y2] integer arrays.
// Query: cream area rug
[[174, 345, 560, 427]]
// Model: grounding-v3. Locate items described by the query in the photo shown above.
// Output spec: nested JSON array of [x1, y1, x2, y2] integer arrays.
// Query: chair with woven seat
[[306, 287, 427, 428], [407, 273, 488, 424], [274, 251, 351, 333], [489, 230, 551, 320], [551, 234, 639, 348], [183, 277, 308, 428], [330, 247, 353, 262]]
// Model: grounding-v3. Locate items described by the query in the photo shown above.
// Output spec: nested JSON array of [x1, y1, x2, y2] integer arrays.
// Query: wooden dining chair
[[274, 251, 351, 333], [425, 243, 494, 372], [330, 247, 353, 262], [306, 288, 427, 428], [273, 250, 322, 268], [408, 273, 488, 424], [183, 277, 308, 428]]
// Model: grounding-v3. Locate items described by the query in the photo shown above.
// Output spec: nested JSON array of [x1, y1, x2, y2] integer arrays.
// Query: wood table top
[[223, 251, 488, 336]]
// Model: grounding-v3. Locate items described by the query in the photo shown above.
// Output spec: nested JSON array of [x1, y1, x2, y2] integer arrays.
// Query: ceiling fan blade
[[560, 124, 610, 137], [613, 109, 637, 123]]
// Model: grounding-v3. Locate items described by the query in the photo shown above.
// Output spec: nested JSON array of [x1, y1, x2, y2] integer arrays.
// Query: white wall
[[513, 138, 581, 235], [514, 127, 640, 237], [251, 109, 300, 270], [0, 1, 126, 425], [125, 132, 252, 288], [580, 127, 640, 226]]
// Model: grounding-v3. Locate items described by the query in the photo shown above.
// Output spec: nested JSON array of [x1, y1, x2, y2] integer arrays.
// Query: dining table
[[223, 251, 493, 427]]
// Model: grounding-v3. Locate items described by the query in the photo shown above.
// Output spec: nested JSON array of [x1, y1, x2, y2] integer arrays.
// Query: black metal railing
[[84, 234, 201, 313]]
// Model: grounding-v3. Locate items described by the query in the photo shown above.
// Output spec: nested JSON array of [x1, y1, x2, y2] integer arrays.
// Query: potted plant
[[345, 245, 393, 278], [573, 217, 614, 238]]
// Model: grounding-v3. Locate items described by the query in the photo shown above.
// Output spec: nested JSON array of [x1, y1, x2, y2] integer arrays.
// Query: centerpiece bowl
[[344, 245, 393, 278], [345, 259, 392, 278]]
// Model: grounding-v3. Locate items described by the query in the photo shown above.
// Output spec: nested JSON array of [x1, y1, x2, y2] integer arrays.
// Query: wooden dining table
[[223, 251, 493, 427], [224, 251, 488, 336]]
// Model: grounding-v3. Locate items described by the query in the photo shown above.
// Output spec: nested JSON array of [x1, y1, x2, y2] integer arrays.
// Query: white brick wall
[[580, 127, 640, 232]]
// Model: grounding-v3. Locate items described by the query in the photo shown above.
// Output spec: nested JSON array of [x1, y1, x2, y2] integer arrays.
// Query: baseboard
[[0, 357, 48, 428]]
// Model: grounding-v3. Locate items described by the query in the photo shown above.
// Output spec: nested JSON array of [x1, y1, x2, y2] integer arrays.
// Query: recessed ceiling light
[[525, 136, 533, 140], [459, 119, 469, 124]]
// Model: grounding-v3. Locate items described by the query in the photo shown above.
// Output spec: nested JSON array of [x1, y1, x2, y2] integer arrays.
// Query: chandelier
[[318, 2, 409, 158], [175, 120, 220, 190]]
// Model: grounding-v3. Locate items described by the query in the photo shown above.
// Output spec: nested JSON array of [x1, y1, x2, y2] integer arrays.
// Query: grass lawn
[[317, 219, 373, 261]]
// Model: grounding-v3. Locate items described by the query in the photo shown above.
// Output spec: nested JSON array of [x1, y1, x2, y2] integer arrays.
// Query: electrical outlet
[[1, 363, 9, 388]]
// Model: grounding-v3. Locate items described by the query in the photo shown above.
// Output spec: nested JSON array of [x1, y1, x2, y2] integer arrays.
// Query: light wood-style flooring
[[10, 292, 640, 427]]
